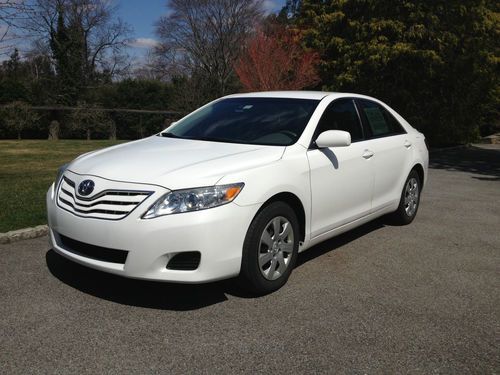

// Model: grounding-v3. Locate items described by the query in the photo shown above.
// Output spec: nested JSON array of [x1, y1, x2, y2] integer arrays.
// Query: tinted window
[[161, 98, 319, 146], [358, 100, 405, 137], [315, 99, 363, 141]]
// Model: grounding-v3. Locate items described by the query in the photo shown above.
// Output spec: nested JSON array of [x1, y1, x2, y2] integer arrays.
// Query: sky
[[117, 0, 166, 51], [117, 0, 287, 57], [0, 0, 286, 61]]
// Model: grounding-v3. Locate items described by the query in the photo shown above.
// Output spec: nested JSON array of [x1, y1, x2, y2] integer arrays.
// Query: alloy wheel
[[404, 177, 419, 216], [258, 216, 295, 281]]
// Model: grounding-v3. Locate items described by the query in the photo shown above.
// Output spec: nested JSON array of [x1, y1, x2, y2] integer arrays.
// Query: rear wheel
[[391, 169, 421, 225], [239, 201, 299, 295]]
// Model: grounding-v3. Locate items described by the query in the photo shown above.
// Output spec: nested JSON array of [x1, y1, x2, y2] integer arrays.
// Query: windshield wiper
[[193, 136, 235, 143], [160, 132, 182, 139]]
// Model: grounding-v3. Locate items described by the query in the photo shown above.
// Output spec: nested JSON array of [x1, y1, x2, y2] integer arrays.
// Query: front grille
[[167, 252, 201, 271], [58, 233, 128, 264], [57, 176, 152, 220]]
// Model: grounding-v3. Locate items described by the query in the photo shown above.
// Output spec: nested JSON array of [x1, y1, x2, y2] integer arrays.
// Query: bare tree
[[23, 0, 131, 83], [155, 0, 264, 96], [0, 1, 30, 33], [0, 1, 33, 54], [24, 42, 55, 81], [132, 49, 171, 81]]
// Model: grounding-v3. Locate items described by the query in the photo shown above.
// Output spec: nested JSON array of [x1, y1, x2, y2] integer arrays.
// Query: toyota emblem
[[78, 180, 95, 196]]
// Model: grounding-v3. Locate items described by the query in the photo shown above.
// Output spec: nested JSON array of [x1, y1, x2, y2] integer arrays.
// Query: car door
[[355, 99, 413, 212], [307, 98, 375, 238]]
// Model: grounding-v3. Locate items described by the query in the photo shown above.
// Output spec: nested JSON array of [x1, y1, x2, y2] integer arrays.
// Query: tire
[[391, 169, 421, 225], [239, 201, 300, 295]]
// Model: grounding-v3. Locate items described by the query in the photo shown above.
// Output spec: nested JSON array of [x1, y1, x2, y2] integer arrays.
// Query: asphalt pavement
[[1, 145, 499, 374]]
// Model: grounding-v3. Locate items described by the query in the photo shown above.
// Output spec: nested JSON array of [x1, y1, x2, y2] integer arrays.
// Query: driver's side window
[[316, 99, 364, 142]]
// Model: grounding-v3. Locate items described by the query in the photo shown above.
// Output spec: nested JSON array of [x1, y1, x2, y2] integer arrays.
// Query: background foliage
[[292, 0, 499, 145], [0, 0, 498, 146]]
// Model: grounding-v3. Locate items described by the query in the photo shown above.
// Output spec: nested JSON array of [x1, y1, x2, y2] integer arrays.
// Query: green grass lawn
[[0, 140, 124, 233]]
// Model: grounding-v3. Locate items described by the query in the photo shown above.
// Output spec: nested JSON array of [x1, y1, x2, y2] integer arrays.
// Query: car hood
[[68, 136, 286, 189]]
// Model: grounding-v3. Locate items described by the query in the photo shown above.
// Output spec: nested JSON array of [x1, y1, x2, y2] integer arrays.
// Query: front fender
[[217, 146, 312, 242]]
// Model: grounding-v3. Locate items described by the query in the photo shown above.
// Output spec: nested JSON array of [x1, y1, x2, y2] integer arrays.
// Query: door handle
[[362, 150, 374, 159], [404, 140, 412, 148]]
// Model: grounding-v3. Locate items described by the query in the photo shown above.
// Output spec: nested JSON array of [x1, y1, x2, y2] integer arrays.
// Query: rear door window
[[357, 100, 406, 138]]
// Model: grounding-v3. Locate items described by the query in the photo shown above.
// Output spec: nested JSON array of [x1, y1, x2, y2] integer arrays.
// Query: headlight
[[55, 163, 69, 188], [142, 183, 244, 219]]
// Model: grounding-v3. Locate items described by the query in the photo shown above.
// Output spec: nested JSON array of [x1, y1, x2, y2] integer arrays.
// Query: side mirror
[[315, 130, 351, 148]]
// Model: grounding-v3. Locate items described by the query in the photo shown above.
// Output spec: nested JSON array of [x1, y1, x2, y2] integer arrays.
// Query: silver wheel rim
[[404, 177, 419, 217], [258, 216, 294, 281]]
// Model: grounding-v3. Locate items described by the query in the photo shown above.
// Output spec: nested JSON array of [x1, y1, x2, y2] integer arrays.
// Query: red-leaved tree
[[234, 27, 320, 91]]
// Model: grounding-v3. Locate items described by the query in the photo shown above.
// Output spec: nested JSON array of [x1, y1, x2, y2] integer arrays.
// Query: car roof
[[223, 91, 336, 100], [222, 91, 387, 102]]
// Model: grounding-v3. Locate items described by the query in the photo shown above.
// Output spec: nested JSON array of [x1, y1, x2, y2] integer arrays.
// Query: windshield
[[161, 97, 320, 146]]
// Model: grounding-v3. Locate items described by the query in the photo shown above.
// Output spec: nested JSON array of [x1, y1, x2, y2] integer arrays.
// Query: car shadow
[[296, 217, 385, 267], [430, 145, 500, 179], [46, 249, 232, 311], [320, 148, 339, 169], [46, 218, 388, 310]]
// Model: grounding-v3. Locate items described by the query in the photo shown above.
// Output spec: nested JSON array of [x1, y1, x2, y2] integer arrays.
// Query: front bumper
[[46, 181, 260, 283]]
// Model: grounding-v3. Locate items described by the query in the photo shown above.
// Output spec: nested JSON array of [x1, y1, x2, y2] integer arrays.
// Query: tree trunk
[[48, 120, 60, 140], [17, 131, 21, 140], [86, 128, 91, 140]]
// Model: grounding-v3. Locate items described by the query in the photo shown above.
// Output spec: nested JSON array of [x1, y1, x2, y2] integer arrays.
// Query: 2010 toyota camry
[[46, 91, 428, 294]]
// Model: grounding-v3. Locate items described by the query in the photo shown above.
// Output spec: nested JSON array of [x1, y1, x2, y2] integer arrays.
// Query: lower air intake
[[58, 233, 128, 264], [167, 252, 201, 271]]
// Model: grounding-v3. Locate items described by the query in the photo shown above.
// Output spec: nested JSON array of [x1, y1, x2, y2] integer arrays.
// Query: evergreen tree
[[293, 0, 498, 144], [50, 4, 85, 105], [0, 48, 29, 103]]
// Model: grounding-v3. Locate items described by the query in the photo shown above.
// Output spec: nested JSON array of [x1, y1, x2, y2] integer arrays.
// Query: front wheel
[[239, 201, 300, 295], [391, 170, 421, 225]]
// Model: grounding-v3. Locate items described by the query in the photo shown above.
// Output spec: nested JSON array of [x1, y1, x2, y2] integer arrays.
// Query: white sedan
[[46, 91, 428, 294]]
